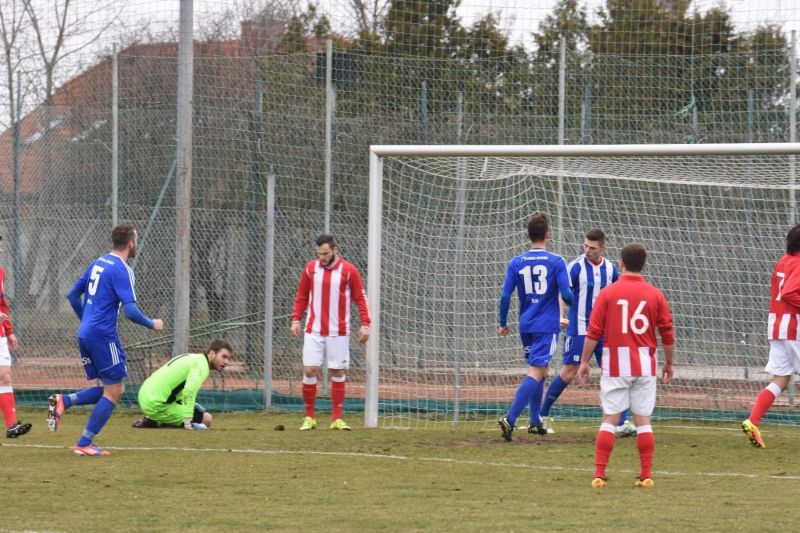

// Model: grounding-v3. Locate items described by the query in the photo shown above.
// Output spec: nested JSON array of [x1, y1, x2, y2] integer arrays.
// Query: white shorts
[[302, 333, 350, 370], [765, 340, 800, 376], [600, 375, 657, 416], [0, 337, 10, 366]]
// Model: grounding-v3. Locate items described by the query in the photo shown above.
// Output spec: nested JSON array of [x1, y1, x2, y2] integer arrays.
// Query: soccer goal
[[364, 143, 800, 429]]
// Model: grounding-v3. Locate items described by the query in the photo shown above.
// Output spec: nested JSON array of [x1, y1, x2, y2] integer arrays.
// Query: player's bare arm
[[577, 336, 600, 383], [290, 321, 301, 336], [661, 343, 675, 384], [497, 325, 509, 336], [152, 319, 164, 331]]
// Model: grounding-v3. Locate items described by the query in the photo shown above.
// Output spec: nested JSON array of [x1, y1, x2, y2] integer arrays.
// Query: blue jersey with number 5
[[70, 253, 137, 341], [499, 248, 572, 334]]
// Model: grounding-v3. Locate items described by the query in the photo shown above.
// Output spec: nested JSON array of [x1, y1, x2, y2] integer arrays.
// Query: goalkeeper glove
[[191, 422, 208, 430]]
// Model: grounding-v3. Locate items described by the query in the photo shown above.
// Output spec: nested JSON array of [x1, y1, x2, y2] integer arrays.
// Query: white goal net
[[365, 144, 800, 428]]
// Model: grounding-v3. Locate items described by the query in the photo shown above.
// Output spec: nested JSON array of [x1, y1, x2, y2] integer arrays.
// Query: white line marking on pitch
[[4, 442, 799, 481]]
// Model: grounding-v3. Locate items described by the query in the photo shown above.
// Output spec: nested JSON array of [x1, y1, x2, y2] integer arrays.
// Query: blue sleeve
[[66, 269, 89, 319], [556, 260, 574, 307], [612, 265, 620, 282], [122, 301, 154, 329], [569, 261, 580, 290], [498, 259, 517, 327]]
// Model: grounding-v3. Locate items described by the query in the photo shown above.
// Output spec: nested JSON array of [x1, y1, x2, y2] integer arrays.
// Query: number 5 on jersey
[[617, 299, 649, 334], [88, 265, 104, 296]]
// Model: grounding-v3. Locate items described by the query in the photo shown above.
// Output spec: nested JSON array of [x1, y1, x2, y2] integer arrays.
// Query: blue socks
[[540, 375, 568, 418], [507, 376, 539, 427], [77, 396, 115, 447], [618, 409, 628, 426], [65, 386, 104, 409]]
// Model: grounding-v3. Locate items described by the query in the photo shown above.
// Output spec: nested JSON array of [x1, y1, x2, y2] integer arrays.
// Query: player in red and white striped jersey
[[742, 223, 800, 449], [291, 233, 371, 431], [0, 235, 32, 438], [578, 243, 675, 489]]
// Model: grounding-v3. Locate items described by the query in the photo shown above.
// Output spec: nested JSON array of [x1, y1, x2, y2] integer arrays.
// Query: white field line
[[4, 442, 799, 481]]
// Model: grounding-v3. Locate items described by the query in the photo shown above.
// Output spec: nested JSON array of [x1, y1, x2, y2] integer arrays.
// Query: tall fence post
[[788, 30, 797, 406], [112, 43, 119, 227], [557, 35, 567, 251], [173, 0, 194, 354], [12, 79, 21, 320], [452, 92, 466, 426], [263, 172, 275, 409], [324, 38, 334, 233]]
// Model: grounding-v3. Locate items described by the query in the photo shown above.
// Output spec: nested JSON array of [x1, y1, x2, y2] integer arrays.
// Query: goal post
[[365, 142, 800, 429]]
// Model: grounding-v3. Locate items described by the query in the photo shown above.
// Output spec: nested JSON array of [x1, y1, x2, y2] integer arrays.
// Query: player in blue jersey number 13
[[497, 214, 574, 441]]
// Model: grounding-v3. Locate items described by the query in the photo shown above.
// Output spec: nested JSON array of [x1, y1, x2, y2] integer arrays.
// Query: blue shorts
[[520, 332, 559, 367], [78, 338, 127, 385], [562, 334, 603, 367]]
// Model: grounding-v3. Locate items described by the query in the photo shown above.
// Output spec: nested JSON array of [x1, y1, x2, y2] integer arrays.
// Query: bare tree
[[0, 0, 33, 130], [347, 0, 390, 38], [23, 0, 122, 103]]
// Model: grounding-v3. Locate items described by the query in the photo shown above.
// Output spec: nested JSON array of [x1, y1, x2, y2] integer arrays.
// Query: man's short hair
[[620, 243, 647, 273], [207, 339, 233, 355], [527, 213, 549, 243], [111, 224, 136, 250], [585, 228, 606, 244], [315, 233, 337, 248], [787, 224, 800, 254]]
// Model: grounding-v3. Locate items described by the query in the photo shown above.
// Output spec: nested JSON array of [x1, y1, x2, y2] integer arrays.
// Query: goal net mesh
[[374, 152, 795, 428]]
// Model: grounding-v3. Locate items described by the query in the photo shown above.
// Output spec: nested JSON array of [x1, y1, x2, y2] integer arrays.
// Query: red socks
[[302, 383, 317, 418], [749, 388, 777, 426], [594, 427, 616, 478], [636, 429, 655, 479], [331, 380, 345, 420], [0, 392, 16, 428]]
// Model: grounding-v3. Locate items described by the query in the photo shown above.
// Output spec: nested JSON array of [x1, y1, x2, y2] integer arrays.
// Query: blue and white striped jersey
[[566, 255, 619, 336]]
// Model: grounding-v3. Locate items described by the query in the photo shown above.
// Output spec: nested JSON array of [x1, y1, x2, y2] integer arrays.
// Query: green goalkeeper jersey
[[138, 353, 210, 419]]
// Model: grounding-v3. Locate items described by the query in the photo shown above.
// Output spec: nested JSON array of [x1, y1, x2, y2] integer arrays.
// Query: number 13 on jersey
[[519, 264, 548, 295]]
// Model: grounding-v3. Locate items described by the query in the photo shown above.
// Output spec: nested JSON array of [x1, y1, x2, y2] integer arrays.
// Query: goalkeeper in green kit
[[133, 339, 233, 430]]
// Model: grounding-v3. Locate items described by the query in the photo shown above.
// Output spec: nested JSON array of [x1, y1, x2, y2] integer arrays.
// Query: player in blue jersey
[[537, 229, 633, 435], [498, 214, 574, 441], [48, 224, 163, 456]]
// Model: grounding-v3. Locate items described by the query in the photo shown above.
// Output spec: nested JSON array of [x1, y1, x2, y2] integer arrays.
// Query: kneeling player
[[133, 339, 232, 430]]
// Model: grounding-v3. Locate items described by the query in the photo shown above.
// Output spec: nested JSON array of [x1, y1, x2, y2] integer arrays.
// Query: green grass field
[[3, 407, 800, 532]]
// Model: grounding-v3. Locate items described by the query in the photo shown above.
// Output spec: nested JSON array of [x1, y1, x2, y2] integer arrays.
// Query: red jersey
[[586, 274, 674, 377], [0, 268, 13, 338], [768, 253, 800, 340], [291, 257, 371, 337]]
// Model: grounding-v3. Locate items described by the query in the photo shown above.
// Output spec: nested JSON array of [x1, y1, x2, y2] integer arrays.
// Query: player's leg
[[743, 340, 798, 448], [593, 376, 628, 486], [630, 376, 657, 488], [525, 334, 558, 435], [300, 333, 323, 430], [195, 404, 212, 428], [327, 336, 351, 430], [1, 363, 31, 438], [500, 334, 548, 440], [73, 340, 126, 456], [539, 335, 583, 428], [0, 336, 31, 437], [49, 339, 104, 431]]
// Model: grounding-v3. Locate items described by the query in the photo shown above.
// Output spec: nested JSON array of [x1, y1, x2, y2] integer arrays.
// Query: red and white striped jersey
[[291, 257, 371, 337], [768, 253, 800, 340], [0, 268, 13, 338], [586, 274, 674, 377]]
